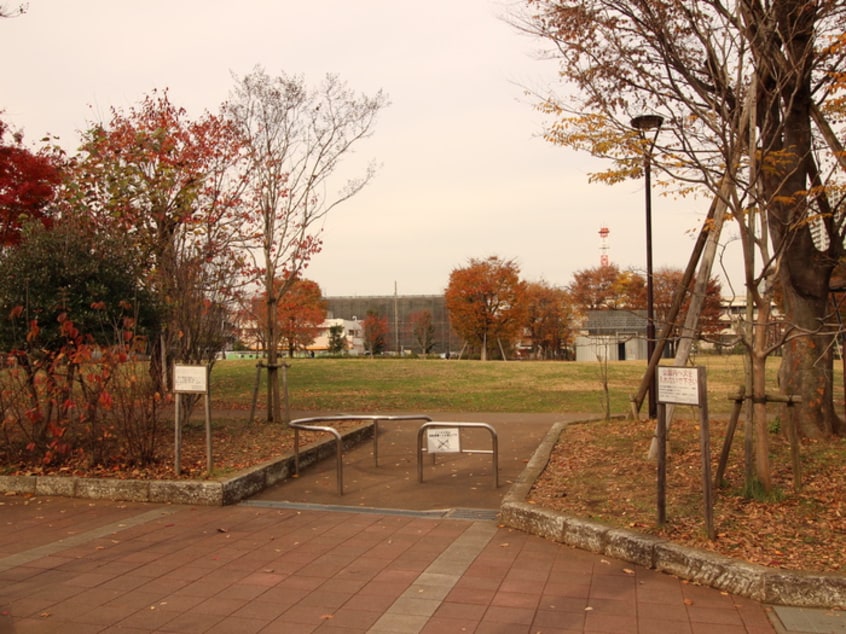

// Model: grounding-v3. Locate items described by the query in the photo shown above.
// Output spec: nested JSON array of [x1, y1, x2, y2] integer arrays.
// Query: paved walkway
[[1, 413, 843, 633], [252, 412, 563, 510], [1, 495, 785, 634]]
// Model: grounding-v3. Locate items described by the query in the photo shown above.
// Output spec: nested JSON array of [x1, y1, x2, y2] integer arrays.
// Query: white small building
[[306, 318, 365, 356], [574, 310, 649, 362]]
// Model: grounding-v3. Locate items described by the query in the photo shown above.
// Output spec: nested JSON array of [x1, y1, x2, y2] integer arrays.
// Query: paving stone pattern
[[1, 496, 782, 633], [2, 412, 842, 632]]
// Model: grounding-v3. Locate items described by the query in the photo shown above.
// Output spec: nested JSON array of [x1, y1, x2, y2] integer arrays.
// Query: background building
[[305, 318, 365, 356], [574, 310, 649, 362], [325, 295, 459, 356]]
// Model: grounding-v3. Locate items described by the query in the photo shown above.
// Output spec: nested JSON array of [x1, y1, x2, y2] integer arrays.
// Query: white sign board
[[427, 428, 461, 453], [173, 365, 208, 394], [657, 366, 701, 405]]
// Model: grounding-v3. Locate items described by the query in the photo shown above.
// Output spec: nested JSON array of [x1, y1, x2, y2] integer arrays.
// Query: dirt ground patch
[[527, 417, 846, 573]]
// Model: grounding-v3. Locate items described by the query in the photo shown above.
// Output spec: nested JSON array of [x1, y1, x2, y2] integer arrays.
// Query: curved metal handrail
[[289, 414, 432, 495], [289, 419, 344, 494]]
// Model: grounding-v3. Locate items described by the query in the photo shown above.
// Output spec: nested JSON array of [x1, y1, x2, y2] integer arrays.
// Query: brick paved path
[[0, 495, 780, 633]]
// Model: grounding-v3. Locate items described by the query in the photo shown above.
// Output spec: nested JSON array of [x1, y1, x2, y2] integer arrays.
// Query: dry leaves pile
[[527, 417, 846, 573], [17, 419, 362, 481]]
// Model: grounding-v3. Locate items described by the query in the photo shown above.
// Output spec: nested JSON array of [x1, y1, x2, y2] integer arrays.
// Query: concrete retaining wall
[[0, 422, 374, 507]]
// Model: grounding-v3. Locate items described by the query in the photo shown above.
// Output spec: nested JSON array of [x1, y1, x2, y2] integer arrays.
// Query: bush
[[0, 315, 165, 472]]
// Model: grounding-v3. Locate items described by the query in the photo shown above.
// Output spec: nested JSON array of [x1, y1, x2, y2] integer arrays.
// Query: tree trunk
[[148, 333, 168, 394], [778, 288, 841, 437], [758, 0, 841, 438], [265, 291, 282, 424], [767, 106, 840, 437]]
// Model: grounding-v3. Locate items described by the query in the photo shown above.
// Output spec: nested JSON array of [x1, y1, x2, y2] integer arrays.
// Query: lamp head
[[630, 114, 664, 131]]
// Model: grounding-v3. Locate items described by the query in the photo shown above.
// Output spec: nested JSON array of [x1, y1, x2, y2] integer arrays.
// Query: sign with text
[[427, 428, 461, 453], [657, 366, 702, 405], [173, 365, 208, 394]]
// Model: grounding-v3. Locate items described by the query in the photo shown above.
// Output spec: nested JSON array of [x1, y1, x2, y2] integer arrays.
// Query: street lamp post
[[631, 114, 664, 420]]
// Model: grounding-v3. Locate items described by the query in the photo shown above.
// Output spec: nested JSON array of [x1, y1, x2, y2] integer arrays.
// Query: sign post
[[655, 366, 714, 540], [173, 364, 212, 476]]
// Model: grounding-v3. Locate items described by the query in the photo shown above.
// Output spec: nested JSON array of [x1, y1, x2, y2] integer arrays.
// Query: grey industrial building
[[325, 295, 459, 356]]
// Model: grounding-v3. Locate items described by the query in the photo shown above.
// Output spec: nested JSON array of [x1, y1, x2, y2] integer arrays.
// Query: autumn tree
[[362, 311, 388, 356], [568, 265, 617, 311], [445, 256, 528, 360], [0, 117, 61, 246], [513, 1, 846, 474], [277, 278, 327, 357], [70, 91, 248, 391], [568, 264, 645, 311], [409, 309, 436, 355], [652, 267, 723, 350], [524, 281, 578, 359], [246, 277, 327, 357], [568, 265, 721, 352], [226, 67, 388, 422]]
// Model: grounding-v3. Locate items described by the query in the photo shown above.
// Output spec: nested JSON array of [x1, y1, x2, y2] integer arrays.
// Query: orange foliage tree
[[362, 311, 389, 356], [247, 277, 327, 357], [568, 264, 645, 311], [524, 281, 578, 359], [652, 266, 723, 348], [569, 264, 723, 352], [445, 256, 527, 360]]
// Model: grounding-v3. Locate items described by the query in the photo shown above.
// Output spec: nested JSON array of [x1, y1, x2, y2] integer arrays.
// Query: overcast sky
[[2, 1, 741, 297]]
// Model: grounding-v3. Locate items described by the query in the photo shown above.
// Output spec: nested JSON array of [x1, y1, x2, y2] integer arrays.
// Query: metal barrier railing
[[416, 422, 499, 488], [370, 415, 433, 466], [289, 417, 346, 494], [289, 414, 432, 495]]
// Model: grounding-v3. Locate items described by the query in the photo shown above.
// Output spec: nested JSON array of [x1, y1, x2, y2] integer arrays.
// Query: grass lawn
[[209, 354, 833, 418]]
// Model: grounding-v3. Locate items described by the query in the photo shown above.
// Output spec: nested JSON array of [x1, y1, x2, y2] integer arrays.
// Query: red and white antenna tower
[[598, 226, 610, 267]]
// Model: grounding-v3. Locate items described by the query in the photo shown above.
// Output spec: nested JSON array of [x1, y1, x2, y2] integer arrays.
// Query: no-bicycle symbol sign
[[426, 428, 461, 453]]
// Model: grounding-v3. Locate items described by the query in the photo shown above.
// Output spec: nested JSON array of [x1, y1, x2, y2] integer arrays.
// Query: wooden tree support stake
[[715, 391, 802, 492], [248, 361, 291, 425]]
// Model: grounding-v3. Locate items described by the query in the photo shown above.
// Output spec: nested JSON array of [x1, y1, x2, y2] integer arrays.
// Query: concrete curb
[[0, 422, 374, 507], [499, 421, 846, 609]]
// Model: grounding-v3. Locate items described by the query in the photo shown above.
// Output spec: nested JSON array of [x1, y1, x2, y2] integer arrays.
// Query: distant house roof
[[581, 310, 647, 335]]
